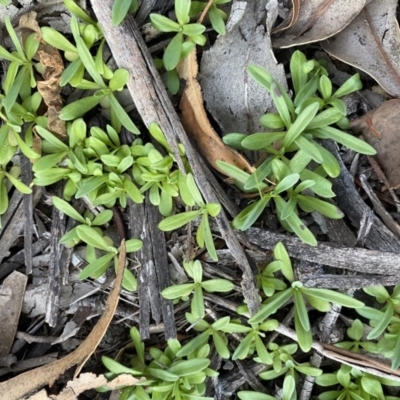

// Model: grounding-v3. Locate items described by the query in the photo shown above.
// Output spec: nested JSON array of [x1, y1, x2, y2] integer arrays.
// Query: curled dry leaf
[[177, 50, 254, 175], [0, 271, 27, 357], [322, 0, 400, 97], [0, 242, 127, 400], [272, 0, 366, 48], [350, 99, 400, 189], [272, 0, 301, 34], [18, 11, 66, 138]]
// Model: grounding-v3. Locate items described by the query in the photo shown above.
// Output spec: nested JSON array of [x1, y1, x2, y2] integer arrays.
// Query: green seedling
[[257, 342, 322, 400], [75, 224, 142, 291], [247, 243, 364, 351], [158, 173, 221, 261], [190, 0, 231, 35], [221, 50, 376, 245], [111, 0, 138, 26], [335, 319, 378, 354], [150, 0, 206, 71], [161, 259, 234, 318], [316, 364, 400, 400], [102, 326, 217, 399]]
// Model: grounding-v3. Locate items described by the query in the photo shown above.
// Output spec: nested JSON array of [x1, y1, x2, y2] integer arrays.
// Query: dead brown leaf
[[18, 11, 66, 138], [50, 373, 143, 400], [0, 271, 27, 356], [0, 242, 127, 400], [272, 0, 301, 33], [177, 50, 254, 175], [322, 0, 400, 97], [350, 99, 400, 189], [273, 0, 366, 48]]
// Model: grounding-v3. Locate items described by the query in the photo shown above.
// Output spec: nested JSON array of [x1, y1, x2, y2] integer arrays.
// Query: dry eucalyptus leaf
[[18, 11, 66, 138], [350, 99, 400, 189], [0, 243, 127, 400], [272, 0, 301, 33], [322, 0, 400, 97], [272, 0, 366, 48], [200, 0, 287, 135], [177, 50, 254, 175], [0, 271, 27, 357]]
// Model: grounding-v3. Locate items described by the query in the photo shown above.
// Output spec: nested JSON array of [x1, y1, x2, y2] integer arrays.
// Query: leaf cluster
[[219, 50, 376, 245]]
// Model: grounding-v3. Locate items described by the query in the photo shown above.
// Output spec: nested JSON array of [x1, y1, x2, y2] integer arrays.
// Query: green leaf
[[274, 196, 317, 246], [206, 203, 221, 217], [150, 13, 180, 32], [271, 82, 292, 128], [254, 335, 272, 364], [244, 157, 273, 190], [232, 196, 270, 231], [102, 356, 141, 375], [201, 212, 218, 261], [161, 283, 195, 299], [175, 0, 191, 25], [5, 16, 25, 58], [158, 210, 202, 231], [293, 288, 310, 331], [302, 288, 364, 308], [237, 391, 276, 400], [5, 172, 32, 194], [177, 330, 210, 357], [241, 132, 286, 150], [363, 285, 390, 300], [60, 95, 103, 120], [201, 279, 234, 293], [392, 335, 400, 370], [216, 160, 251, 184], [76, 225, 114, 252], [164, 32, 183, 71], [232, 332, 254, 360], [170, 358, 210, 376], [283, 102, 319, 148], [209, 7, 226, 35], [192, 284, 205, 318], [366, 301, 394, 340], [109, 94, 140, 134], [125, 239, 143, 253], [260, 113, 285, 129], [249, 288, 293, 324], [294, 306, 313, 352], [223, 133, 248, 150], [282, 375, 296, 400], [75, 176, 108, 198], [122, 268, 137, 291], [109, 68, 130, 91], [64, 0, 97, 24], [306, 107, 342, 130], [290, 50, 308, 96], [333, 73, 362, 98], [274, 173, 300, 194], [312, 126, 376, 155], [186, 173, 204, 205], [35, 126, 69, 152], [273, 242, 294, 283], [112, 0, 132, 25], [41, 27, 77, 52], [347, 319, 364, 342], [319, 75, 332, 100], [297, 195, 344, 219], [79, 252, 115, 280], [294, 136, 323, 163], [52, 196, 85, 223], [124, 179, 144, 203], [299, 169, 335, 198], [182, 23, 206, 36], [212, 330, 230, 359]]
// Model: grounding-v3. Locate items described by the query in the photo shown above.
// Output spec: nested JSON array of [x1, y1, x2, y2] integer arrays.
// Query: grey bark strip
[[91, 1, 260, 314]]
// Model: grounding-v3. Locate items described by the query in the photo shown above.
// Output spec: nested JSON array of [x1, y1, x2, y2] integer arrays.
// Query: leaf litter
[[3, 0, 400, 399]]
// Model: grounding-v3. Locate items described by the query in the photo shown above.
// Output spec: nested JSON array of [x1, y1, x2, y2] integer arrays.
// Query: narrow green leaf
[[102, 355, 141, 375], [201, 212, 218, 261], [333, 73, 362, 98], [150, 13, 180, 32], [108, 94, 140, 134], [79, 252, 114, 280], [75, 175, 108, 198], [76, 225, 114, 252], [158, 210, 202, 231], [112, 0, 132, 25], [302, 288, 364, 308], [201, 279, 234, 293], [41, 27, 77, 52], [273, 242, 294, 283], [271, 82, 292, 128], [60, 95, 103, 120], [274, 173, 300, 194], [297, 195, 344, 219], [293, 288, 310, 331], [161, 283, 195, 299], [283, 102, 319, 148], [164, 32, 183, 71], [52, 196, 85, 223], [232, 196, 270, 231], [367, 301, 394, 340], [294, 136, 323, 163], [241, 132, 286, 150], [232, 332, 254, 360], [249, 288, 293, 324], [5, 172, 32, 194]]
